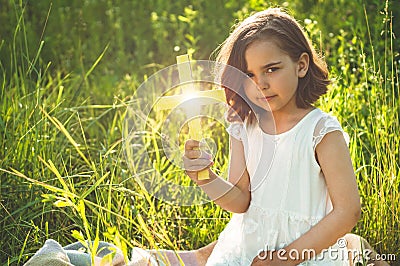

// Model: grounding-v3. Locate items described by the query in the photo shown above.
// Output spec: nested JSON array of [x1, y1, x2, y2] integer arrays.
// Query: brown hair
[[214, 8, 330, 124]]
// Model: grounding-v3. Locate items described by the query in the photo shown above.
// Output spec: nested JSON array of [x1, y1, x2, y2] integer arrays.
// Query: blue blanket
[[23, 239, 159, 266]]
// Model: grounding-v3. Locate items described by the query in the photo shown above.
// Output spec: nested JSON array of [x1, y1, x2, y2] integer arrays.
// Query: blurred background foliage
[[0, 0, 398, 90]]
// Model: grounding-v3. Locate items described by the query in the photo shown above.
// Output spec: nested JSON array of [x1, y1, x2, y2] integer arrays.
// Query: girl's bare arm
[[183, 137, 251, 213]]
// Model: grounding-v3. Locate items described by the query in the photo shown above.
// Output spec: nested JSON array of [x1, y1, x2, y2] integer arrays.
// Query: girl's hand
[[182, 139, 214, 184]]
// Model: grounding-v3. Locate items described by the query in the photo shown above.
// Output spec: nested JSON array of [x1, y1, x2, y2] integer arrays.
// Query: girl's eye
[[246, 72, 254, 78], [266, 67, 279, 73]]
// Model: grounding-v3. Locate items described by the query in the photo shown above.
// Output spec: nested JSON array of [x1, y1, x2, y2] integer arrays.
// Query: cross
[[154, 54, 226, 180]]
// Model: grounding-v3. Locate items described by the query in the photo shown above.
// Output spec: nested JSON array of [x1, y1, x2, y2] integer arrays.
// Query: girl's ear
[[297, 52, 309, 78]]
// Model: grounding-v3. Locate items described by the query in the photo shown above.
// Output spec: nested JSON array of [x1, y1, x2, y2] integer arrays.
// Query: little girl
[[183, 8, 361, 265]]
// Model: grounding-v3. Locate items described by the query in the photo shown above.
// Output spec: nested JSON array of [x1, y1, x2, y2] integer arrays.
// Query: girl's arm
[[183, 137, 251, 213], [253, 131, 361, 265]]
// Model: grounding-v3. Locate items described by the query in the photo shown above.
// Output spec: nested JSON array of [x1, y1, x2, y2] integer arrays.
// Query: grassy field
[[0, 0, 399, 265]]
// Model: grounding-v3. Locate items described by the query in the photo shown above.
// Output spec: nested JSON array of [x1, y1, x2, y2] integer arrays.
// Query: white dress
[[206, 108, 351, 266]]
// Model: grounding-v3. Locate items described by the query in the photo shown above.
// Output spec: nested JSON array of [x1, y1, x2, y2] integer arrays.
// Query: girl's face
[[243, 39, 309, 115]]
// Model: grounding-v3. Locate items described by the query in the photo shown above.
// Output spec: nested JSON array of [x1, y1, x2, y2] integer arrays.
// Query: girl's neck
[[259, 107, 314, 135]]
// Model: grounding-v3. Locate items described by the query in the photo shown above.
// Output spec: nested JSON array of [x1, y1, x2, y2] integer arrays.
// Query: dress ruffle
[[312, 115, 350, 150], [226, 122, 244, 141]]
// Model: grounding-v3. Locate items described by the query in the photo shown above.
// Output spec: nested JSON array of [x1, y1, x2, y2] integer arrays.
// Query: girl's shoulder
[[226, 122, 245, 141], [225, 116, 256, 141], [312, 109, 350, 150]]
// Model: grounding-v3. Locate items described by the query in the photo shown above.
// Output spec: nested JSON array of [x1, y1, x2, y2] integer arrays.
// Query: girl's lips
[[261, 95, 276, 101], [259, 95, 276, 102]]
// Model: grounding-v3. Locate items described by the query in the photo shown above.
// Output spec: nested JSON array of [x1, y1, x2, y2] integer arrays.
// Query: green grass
[[0, 0, 399, 265]]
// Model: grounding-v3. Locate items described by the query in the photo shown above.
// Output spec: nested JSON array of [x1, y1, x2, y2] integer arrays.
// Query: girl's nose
[[255, 74, 269, 90]]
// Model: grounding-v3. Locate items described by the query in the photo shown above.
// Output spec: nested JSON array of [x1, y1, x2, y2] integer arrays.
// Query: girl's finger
[[185, 163, 213, 172], [185, 149, 212, 160], [184, 149, 202, 159], [182, 156, 213, 172], [184, 139, 200, 150]]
